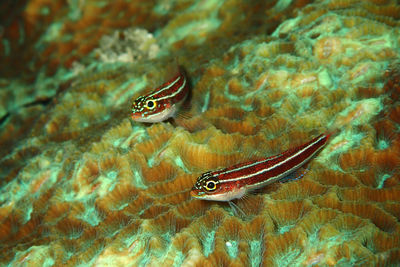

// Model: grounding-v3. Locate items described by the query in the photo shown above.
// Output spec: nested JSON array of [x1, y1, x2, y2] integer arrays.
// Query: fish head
[[131, 95, 173, 123], [190, 171, 242, 202]]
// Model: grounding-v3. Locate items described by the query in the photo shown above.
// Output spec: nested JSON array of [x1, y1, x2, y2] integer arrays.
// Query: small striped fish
[[131, 68, 189, 123], [190, 133, 331, 201]]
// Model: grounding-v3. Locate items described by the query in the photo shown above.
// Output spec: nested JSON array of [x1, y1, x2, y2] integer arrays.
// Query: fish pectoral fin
[[174, 112, 208, 132], [176, 108, 192, 120], [279, 167, 309, 183], [228, 201, 246, 218]]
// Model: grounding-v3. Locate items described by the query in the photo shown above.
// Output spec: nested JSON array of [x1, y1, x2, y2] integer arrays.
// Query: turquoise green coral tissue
[[1, 0, 400, 266]]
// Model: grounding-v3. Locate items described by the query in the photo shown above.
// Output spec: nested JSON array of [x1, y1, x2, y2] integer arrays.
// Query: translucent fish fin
[[174, 106, 193, 128], [228, 201, 246, 217], [324, 127, 340, 140], [279, 167, 309, 183], [176, 99, 193, 120], [176, 111, 192, 121], [174, 114, 209, 133]]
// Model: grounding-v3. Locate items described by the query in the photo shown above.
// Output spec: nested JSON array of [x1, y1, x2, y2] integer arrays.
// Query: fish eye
[[204, 180, 217, 191], [145, 99, 156, 109]]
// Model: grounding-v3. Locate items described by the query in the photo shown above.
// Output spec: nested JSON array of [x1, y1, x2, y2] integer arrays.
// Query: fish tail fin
[[324, 127, 340, 140]]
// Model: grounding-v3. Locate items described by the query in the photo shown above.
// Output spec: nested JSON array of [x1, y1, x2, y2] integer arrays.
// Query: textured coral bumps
[[1, 0, 400, 266]]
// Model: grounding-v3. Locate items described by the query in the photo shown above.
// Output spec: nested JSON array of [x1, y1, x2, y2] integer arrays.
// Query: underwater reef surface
[[1, 0, 400, 266]]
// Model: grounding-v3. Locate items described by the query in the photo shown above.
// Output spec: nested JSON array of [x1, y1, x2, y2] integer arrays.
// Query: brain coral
[[1, 0, 400, 266]]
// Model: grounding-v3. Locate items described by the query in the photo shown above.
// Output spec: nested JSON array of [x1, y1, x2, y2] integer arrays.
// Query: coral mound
[[1, 0, 400, 266]]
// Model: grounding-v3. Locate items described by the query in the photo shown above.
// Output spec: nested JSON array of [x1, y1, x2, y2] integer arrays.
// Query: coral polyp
[[1, 0, 400, 266]]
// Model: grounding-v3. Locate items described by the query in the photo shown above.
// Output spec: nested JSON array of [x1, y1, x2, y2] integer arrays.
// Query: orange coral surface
[[1, 0, 400, 266]]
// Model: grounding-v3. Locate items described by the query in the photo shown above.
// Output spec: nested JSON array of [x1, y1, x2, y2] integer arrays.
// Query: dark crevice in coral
[[0, 112, 10, 128], [0, 0, 29, 27], [0, 97, 52, 129], [22, 97, 53, 109]]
